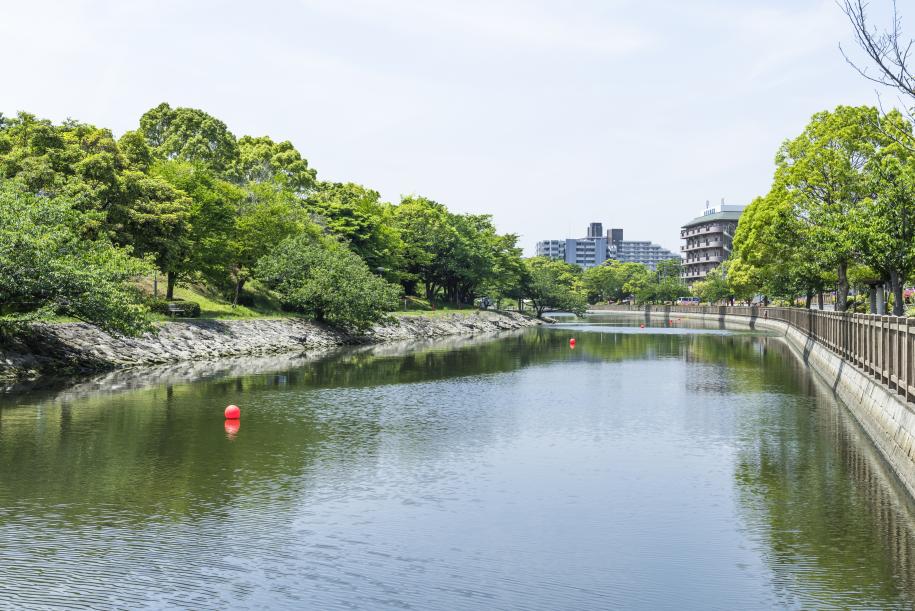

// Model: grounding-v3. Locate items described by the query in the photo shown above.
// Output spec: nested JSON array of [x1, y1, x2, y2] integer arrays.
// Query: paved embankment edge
[[0, 311, 542, 383], [607, 308, 915, 501]]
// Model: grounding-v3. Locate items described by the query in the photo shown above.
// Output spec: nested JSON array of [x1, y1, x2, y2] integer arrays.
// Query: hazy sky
[[0, 0, 900, 253]]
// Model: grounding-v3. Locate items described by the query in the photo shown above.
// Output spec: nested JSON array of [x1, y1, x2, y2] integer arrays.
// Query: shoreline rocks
[[1, 311, 541, 383]]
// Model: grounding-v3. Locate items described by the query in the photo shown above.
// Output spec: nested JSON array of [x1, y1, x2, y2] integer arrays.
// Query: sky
[[0, 0, 902, 253]]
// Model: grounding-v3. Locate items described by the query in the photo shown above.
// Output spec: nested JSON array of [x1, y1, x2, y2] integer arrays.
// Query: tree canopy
[[729, 104, 915, 315], [256, 234, 401, 330], [0, 183, 152, 335], [522, 257, 588, 316], [0, 103, 533, 334]]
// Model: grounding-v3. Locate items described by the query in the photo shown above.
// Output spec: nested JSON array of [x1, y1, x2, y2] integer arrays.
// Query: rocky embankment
[[0, 311, 540, 382]]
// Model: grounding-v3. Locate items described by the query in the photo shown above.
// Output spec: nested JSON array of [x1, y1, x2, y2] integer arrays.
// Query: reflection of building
[[536, 223, 678, 270], [680, 200, 745, 285]]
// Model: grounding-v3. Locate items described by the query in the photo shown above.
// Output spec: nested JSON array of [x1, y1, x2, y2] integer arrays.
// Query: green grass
[[392, 295, 476, 314], [136, 276, 290, 321], [47, 283, 507, 326], [168, 286, 287, 320]]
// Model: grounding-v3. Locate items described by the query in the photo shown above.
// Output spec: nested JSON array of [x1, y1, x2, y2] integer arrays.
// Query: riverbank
[[0, 311, 541, 383], [594, 305, 915, 502]]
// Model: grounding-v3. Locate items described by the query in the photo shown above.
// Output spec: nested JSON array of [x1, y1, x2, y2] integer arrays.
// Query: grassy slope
[[136, 277, 289, 321], [390, 296, 477, 317], [52, 284, 492, 325]]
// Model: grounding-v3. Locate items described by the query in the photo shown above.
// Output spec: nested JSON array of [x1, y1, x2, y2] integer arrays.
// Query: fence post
[[907, 319, 913, 402], [899, 316, 904, 392]]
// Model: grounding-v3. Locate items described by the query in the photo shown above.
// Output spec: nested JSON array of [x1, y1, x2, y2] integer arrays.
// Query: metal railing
[[601, 304, 915, 404]]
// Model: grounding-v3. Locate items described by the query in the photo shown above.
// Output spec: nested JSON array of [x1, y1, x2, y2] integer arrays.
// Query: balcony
[[680, 224, 735, 238], [681, 269, 710, 279], [684, 255, 724, 264], [681, 240, 724, 252]]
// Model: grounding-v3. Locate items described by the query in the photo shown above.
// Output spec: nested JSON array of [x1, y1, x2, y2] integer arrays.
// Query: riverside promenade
[[595, 303, 915, 501]]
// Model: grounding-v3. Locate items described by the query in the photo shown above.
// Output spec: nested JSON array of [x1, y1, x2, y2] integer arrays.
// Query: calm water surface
[[2, 315, 915, 609]]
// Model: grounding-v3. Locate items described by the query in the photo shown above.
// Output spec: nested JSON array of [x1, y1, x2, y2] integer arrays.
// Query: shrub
[[255, 235, 401, 330]]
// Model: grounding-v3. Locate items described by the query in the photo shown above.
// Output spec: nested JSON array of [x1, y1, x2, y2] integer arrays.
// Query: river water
[[2, 314, 915, 609]]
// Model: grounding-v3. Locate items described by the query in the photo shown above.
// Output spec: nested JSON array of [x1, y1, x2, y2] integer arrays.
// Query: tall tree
[[237, 136, 316, 195], [774, 105, 880, 311], [855, 112, 915, 314], [0, 113, 124, 217], [307, 182, 404, 276], [112, 171, 193, 299], [730, 192, 833, 307], [139, 103, 239, 176], [522, 257, 587, 317], [392, 195, 452, 298], [225, 184, 312, 305], [150, 160, 242, 289], [691, 266, 733, 304]]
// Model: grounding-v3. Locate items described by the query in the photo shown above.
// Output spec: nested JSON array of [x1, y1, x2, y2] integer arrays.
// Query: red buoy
[[569, 338, 576, 347], [225, 404, 240, 419], [640, 323, 645, 328]]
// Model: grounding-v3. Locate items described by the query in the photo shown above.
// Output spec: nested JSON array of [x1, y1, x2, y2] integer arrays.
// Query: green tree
[[731, 191, 834, 307], [604, 259, 684, 304], [150, 160, 242, 289], [224, 184, 312, 305], [522, 257, 587, 317], [479, 233, 526, 308], [691, 266, 732, 304], [110, 171, 193, 299], [391, 195, 452, 298], [774, 105, 880, 311], [0, 184, 152, 335], [255, 234, 401, 330], [439, 213, 511, 305], [118, 130, 153, 172], [237, 135, 316, 195], [139, 103, 239, 176], [583, 260, 644, 303], [0, 113, 125, 218], [307, 182, 404, 275], [855, 112, 915, 315]]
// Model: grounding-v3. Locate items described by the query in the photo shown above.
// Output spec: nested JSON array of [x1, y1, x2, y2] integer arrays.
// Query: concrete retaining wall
[[623, 308, 915, 500]]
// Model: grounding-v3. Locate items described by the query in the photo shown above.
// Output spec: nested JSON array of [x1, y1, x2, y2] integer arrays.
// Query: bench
[[166, 303, 189, 317]]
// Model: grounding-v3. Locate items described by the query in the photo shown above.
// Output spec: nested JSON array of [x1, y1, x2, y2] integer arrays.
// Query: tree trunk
[[232, 276, 246, 307], [891, 270, 905, 316], [804, 291, 812, 309], [836, 262, 849, 312], [166, 272, 176, 300], [425, 282, 437, 301], [818, 292, 824, 310]]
